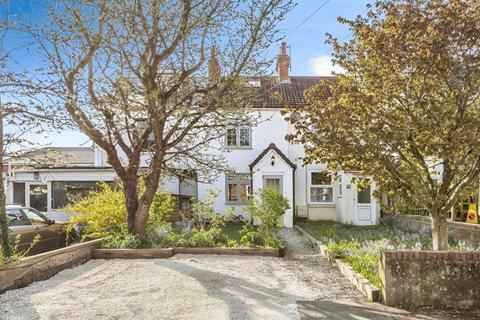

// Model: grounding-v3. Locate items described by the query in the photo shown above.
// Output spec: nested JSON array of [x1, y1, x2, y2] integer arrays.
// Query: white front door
[[354, 184, 374, 225]]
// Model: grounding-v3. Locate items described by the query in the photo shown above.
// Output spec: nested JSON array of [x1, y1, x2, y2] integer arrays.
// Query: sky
[[5, 0, 372, 148]]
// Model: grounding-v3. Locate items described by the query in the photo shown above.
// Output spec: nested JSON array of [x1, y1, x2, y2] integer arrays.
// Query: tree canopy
[[286, 0, 480, 250]]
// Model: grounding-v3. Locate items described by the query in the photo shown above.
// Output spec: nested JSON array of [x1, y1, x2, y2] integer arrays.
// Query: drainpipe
[[292, 166, 296, 226]]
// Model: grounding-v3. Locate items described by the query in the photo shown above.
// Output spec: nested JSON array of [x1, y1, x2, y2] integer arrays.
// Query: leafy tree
[[34, 0, 294, 243], [286, 0, 480, 250]]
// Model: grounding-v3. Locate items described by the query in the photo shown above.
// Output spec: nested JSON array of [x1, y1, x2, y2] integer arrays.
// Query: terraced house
[[5, 42, 380, 227]]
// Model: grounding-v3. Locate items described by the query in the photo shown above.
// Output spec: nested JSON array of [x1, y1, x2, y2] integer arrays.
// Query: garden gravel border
[[294, 224, 380, 302]]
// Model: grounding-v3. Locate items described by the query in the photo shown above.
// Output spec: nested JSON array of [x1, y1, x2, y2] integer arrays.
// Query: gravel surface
[[4, 228, 475, 319], [0, 228, 363, 320]]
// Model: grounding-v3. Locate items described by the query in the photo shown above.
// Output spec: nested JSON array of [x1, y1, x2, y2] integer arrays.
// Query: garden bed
[[295, 225, 380, 301], [297, 220, 479, 289], [0, 239, 101, 293]]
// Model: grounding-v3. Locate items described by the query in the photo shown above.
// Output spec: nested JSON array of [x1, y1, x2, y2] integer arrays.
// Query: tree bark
[[431, 213, 448, 251], [0, 107, 10, 257], [122, 175, 139, 235]]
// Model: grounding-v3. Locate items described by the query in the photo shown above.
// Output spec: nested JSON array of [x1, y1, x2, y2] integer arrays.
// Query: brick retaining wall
[[380, 250, 480, 307]]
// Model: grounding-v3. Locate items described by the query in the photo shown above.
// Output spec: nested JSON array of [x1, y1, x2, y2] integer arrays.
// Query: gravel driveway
[[0, 228, 363, 320]]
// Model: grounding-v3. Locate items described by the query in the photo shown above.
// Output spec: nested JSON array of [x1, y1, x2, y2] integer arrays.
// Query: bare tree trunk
[[0, 107, 10, 257], [431, 213, 448, 250], [122, 175, 139, 235]]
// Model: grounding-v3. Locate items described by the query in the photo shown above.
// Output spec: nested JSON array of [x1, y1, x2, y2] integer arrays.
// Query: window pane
[[358, 185, 371, 204], [228, 183, 238, 201], [310, 187, 333, 203], [13, 183, 26, 206], [226, 128, 237, 146], [227, 174, 250, 203], [29, 185, 48, 212], [23, 208, 46, 225], [239, 176, 250, 203], [52, 181, 100, 209], [239, 128, 250, 147], [311, 172, 331, 185], [265, 178, 281, 193]]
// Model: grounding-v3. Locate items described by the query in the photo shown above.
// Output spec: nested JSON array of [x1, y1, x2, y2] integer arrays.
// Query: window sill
[[308, 203, 336, 208], [225, 202, 248, 206], [225, 147, 253, 150]]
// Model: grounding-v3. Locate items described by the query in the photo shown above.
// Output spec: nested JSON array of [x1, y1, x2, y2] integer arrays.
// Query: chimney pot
[[277, 42, 290, 82]]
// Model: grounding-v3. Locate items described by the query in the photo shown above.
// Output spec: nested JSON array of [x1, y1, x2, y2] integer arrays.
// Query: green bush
[[169, 190, 234, 247], [65, 182, 176, 248], [240, 188, 287, 248], [0, 234, 41, 265]]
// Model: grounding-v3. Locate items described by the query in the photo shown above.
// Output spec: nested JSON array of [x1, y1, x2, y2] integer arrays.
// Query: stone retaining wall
[[381, 214, 480, 246], [0, 239, 102, 293], [380, 250, 480, 307]]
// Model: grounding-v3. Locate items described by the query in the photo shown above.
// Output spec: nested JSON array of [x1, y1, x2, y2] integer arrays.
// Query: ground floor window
[[13, 182, 26, 206], [309, 171, 333, 204], [29, 184, 48, 212], [52, 181, 102, 209], [226, 174, 250, 204]]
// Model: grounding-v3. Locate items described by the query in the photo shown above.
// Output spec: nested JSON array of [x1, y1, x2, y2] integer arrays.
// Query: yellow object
[[466, 203, 478, 224]]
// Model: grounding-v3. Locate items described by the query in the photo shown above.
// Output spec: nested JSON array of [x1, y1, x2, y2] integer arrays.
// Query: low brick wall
[[0, 239, 102, 293], [380, 250, 480, 307], [381, 214, 480, 245]]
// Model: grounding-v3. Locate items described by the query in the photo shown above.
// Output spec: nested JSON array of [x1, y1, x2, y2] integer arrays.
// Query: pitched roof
[[249, 143, 296, 171], [249, 76, 336, 109]]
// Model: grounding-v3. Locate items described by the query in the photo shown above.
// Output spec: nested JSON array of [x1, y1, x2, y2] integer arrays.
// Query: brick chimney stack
[[208, 46, 220, 82], [276, 42, 290, 82]]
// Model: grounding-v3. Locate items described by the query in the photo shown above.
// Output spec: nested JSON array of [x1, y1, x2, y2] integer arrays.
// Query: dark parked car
[[6, 205, 67, 255]]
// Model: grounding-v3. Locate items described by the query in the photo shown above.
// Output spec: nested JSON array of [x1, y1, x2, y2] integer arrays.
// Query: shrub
[[240, 188, 288, 248], [0, 234, 41, 265], [169, 190, 234, 247], [65, 182, 176, 248], [65, 183, 127, 242]]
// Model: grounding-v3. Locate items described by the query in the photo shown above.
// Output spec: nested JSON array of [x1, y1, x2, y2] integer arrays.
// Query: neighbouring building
[[4, 42, 381, 227]]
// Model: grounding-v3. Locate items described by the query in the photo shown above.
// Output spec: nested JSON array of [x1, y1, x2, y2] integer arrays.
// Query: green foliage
[[149, 192, 176, 228], [65, 183, 127, 242], [286, 0, 480, 250], [240, 188, 287, 248], [168, 190, 235, 247], [0, 234, 41, 266], [299, 220, 476, 288], [65, 182, 176, 249]]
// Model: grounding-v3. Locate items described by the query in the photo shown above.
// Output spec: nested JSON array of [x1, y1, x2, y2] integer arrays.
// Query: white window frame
[[308, 170, 334, 204], [225, 125, 252, 149]]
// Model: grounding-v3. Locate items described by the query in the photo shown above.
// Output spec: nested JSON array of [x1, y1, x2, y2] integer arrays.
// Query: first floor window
[[225, 125, 251, 148], [309, 171, 333, 204], [226, 174, 250, 204]]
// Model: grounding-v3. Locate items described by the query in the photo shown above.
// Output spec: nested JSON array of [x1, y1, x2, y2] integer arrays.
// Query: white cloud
[[309, 55, 343, 76]]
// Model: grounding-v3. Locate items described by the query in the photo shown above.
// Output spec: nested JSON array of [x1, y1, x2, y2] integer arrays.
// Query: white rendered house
[[5, 43, 380, 226]]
